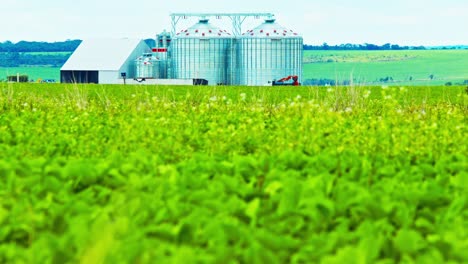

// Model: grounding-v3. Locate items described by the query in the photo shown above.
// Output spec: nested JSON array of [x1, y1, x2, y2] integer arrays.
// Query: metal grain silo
[[135, 53, 160, 79], [237, 19, 303, 86], [171, 19, 234, 85]]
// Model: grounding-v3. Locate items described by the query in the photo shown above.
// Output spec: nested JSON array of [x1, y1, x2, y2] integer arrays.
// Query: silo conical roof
[[242, 19, 301, 38], [175, 19, 233, 38]]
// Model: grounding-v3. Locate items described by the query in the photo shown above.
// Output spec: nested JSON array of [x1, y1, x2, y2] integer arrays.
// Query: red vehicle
[[272, 75, 300, 86]]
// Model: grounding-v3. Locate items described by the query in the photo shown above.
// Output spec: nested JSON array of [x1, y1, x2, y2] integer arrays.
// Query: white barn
[[60, 38, 150, 84]]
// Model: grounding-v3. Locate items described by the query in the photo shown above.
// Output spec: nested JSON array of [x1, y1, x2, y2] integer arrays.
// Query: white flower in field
[[209, 96, 217, 102], [296, 95, 302, 100], [240, 93, 246, 101], [420, 109, 426, 115], [222, 96, 227, 101], [345, 107, 352, 112], [381, 85, 388, 90], [396, 108, 402, 114], [327, 88, 333, 93], [32, 108, 37, 112], [23, 102, 28, 107], [131, 94, 136, 98], [363, 90, 371, 98]]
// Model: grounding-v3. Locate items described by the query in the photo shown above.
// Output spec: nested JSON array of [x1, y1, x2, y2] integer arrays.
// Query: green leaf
[[0, 206, 8, 225], [277, 175, 302, 216], [177, 222, 194, 245], [393, 228, 425, 254], [245, 198, 261, 225]]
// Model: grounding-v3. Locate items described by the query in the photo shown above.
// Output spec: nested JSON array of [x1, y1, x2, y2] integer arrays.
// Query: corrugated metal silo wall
[[236, 37, 303, 86], [227, 38, 238, 85], [172, 38, 233, 85]]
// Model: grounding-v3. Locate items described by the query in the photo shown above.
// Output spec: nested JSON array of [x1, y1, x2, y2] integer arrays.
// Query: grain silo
[[171, 19, 234, 85], [135, 53, 161, 79], [237, 19, 303, 86]]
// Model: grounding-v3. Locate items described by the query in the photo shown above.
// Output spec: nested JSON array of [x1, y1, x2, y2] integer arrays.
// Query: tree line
[[0, 40, 82, 67], [304, 43, 427, 50], [1, 40, 429, 53], [2, 39, 465, 53], [0, 52, 71, 67], [0, 39, 461, 67], [0, 40, 82, 52]]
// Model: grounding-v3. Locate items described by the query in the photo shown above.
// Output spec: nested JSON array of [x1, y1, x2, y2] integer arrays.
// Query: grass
[[303, 50, 468, 85]]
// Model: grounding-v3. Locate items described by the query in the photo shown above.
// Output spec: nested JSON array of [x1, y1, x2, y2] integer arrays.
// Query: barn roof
[[61, 38, 148, 71]]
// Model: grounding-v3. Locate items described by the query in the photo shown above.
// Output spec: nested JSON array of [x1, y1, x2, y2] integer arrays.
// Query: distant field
[[2, 50, 468, 85], [0, 51, 71, 81], [303, 50, 468, 85], [0, 67, 60, 82]]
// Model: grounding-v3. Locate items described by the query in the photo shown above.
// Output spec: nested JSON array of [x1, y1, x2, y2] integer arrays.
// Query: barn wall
[[98, 71, 122, 84]]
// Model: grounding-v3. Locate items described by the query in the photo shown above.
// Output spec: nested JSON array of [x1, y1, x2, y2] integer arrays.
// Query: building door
[[60, 71, 99, 83]]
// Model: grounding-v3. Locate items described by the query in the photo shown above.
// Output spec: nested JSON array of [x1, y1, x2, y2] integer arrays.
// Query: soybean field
[[0, 83, 467, 263]]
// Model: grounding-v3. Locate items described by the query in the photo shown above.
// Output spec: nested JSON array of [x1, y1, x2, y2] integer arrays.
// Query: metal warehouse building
[[60, 38, 150, 84]]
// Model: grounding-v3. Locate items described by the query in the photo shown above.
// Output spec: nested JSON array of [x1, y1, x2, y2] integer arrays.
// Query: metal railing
[[170, 13, 275, 36]]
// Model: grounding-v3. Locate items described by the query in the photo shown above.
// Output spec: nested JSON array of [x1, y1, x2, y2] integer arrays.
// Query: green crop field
[[0, 83, 466, 263], [2, 50, 468, 86], [303, 50, 468, 86], [0, 67, 60, 82]]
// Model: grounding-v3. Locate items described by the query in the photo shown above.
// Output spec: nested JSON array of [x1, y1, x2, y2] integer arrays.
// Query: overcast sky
[[1, 0, 467, 46]]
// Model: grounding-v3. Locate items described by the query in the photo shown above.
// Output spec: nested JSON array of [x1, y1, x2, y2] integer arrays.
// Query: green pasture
[[303, 50, 468, 85], [0, 67, 60, 82]]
